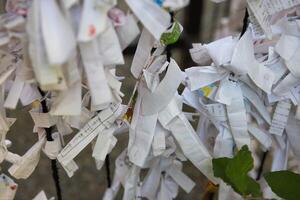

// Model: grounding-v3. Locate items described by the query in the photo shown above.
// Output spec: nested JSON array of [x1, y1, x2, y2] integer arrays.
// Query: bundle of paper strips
[[0, 0, 300, 199]]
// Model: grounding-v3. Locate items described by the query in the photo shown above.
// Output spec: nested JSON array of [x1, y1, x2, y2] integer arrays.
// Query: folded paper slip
[[57, 104, 124, 168]]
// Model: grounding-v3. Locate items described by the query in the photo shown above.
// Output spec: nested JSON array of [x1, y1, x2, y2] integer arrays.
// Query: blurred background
[[0, 0, 247, 199]]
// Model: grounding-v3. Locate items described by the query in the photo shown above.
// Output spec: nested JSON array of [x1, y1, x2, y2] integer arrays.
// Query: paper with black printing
[[57, 104, 124, 176], [247, 0, 300, 38], [269, 100, 292, 136]]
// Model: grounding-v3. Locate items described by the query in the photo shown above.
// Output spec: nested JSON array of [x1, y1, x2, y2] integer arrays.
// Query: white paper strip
[[269, 100, 291, 136]]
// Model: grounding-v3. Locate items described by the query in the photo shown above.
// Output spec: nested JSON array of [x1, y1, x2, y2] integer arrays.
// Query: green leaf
[[160, 21, 181, 45], [212, 157, 231, 183], [226, 145, 255, 195], [264, 170, 300, 200], [212, 145, 262, 198], [245, 177, 262, 198]]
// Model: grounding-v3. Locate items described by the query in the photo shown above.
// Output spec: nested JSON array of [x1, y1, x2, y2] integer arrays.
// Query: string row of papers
[[1, 0, 300, 199]]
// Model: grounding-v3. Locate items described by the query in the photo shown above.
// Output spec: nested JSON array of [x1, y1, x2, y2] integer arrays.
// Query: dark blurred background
[[0, 0, 246, 199]]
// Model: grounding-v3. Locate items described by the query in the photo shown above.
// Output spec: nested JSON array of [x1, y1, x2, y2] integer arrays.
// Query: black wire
[[38, 88, 53, 141], [51, 160, 62, 200], [166, 11, 175, 63], [166, 45, 172, 63], [256, 151, 268, 180], [240, 8, 249, 38], [38, 87, 62, 200], [170, 11, 174, 23], [105, 154, 112, 188]]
